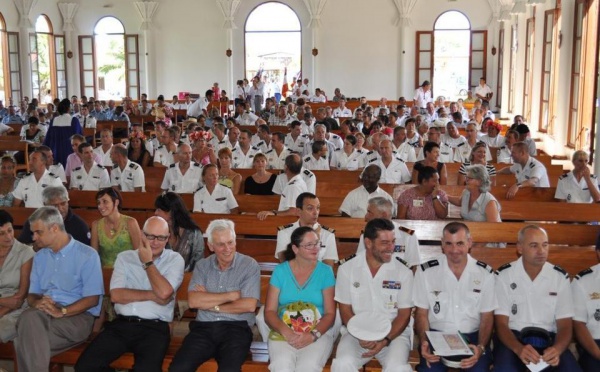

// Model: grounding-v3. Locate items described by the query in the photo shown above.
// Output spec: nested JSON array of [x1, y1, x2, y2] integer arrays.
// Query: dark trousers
[[493, 330, 582, 372], [169, 320, 252, 372], [416, 330, 491, 372], [74, 317, 170, 372], [578, 339, 600, 371]]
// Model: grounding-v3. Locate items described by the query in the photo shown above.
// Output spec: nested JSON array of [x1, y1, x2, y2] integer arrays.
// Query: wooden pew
[[0, 139, 29, 171]]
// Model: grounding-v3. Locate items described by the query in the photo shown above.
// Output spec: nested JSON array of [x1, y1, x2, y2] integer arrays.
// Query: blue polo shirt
[[30, 236, 104, 316]]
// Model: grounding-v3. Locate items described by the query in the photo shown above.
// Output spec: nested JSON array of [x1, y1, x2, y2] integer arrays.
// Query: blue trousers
[[493, 330, 582, 372], [416, 331, 492, 372], [578, 339, 600, 371]]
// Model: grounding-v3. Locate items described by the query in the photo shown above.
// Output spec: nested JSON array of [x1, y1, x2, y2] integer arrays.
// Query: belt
[[117, 315, 165, 323]]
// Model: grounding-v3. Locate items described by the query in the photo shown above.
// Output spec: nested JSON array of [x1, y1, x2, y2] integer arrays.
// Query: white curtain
[[302, 0, 328, 28], [392, 0, 419, 28], [12, 0, 38, 28], [217, 0, 242, 30], [58, 3, 79, 32], [134, 1, 160, 31]]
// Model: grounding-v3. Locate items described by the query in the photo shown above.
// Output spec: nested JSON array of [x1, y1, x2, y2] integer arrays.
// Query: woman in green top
[[91, 188, 142, 267]]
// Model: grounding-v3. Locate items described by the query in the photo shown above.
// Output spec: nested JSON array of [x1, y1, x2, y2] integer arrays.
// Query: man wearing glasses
[[18, 186, 91, 248], [169, 219, 260, 372], [75, 216, 184, 372]]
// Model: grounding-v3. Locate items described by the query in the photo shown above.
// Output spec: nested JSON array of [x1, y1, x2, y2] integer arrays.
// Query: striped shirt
[[458, 161, 497, 177], [190, 252, 260, 325]]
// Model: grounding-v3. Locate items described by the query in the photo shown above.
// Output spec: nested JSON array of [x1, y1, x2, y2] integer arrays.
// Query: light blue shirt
[[271, 261, 335, 318], [30, 237, 104, 316], [111, 248, 184, 321], [1, 115, 23, 124]]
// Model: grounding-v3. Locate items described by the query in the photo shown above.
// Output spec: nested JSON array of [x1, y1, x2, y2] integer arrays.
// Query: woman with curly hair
[[127, 131, 151, 167]]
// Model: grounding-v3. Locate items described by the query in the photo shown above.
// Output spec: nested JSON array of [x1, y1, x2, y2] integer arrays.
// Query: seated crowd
[[0, 89, 599, 372]]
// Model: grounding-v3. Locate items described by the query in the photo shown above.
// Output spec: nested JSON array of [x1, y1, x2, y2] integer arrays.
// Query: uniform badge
[[510, 283, 517, 290], [353, 282, 360, 288], [595, 309, 600, 321], [432, 291, 441, 297], [474, 280, 481, 285], [511, 304, 517, 315], [433, 301, 440, 314], [590, 292, 600, 300]]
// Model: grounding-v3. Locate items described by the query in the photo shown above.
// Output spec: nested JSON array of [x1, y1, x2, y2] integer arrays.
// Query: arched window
[[433, 11, 471, 101], [79, 16, 139, 99], [245, 2, 301, 102], [32, 15, 55, 103], [0, 13, 22, 103]]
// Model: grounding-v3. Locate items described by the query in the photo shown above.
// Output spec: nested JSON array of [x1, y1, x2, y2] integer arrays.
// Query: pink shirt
[[397, 186, 448, 220]]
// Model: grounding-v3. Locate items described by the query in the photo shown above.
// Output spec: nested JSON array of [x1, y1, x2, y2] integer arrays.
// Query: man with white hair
[[161, 143, 203, 193], [169, 219, 260, 372], [12, 150, 63, 208], [368, 139, 411, 184]]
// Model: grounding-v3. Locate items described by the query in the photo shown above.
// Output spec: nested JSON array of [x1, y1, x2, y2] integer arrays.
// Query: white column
[[302, 0, 328, 88], [392, 0, 419, 97], [134, 1, 159, 97], [58, 3, 79, 96], [594, 79, 600, 175], [217, 0, 241, 96], [12, 0, 38, 99]]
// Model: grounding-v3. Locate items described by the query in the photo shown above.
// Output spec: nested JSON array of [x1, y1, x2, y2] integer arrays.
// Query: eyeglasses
[[299, 241, 321, 250], [144, 232, 169, 242]]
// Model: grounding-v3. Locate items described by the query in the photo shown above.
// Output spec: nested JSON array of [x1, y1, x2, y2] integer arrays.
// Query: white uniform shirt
[[393, 142, 417, 163], [235, 112, 259, 126], [80, 115, 97, 129], [285, 133, 310, 154], [555, 171, 599, 203], [49, 164, 67, 183], [452, 141, 493, 163], [413, 255, 497, 333], [357, 222, 422, 267], [192, 184, 238, 213], [414, 87, 433, 109], [339, 186, 395, 218], [277, 174, 308, 211], [416, 142, 454, 163], [253, 139, 272, 154], [69, 163, 110, 191], [480, 134, 505, 148], [232, 146, 262, 169], [153, 145, 175, 167], [332, 108, 352, 118], [336, 251, 414, 321], [265, 148, 292, 170], [572, 263, 600, 339], [497, 146, 512, 164], [186, 97, 209, 117], [495, 258, 573, 333], [275, 221, 338, 262], [441, 134, 467, 149], [303, 155, 330, 171], [310, 95, 326, 103], [365, 150, 381, 164], [161, 162, 203, 193], [273, 169, 316, 195], [474, 84, 493, 99], [110, 160, 145, 192], [509, 157, 550, 187], [93, 145, 113, 167], [330, 149, 365, 170], [370, 157, 411, 184], [12, 170, 63, 208]]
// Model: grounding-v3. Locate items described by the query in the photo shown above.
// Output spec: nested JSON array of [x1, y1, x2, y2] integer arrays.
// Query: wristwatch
[[142, 261, 154, 270], [61, 307, 68, 317], [311, 329, 322, 341], [214, 305, 220, 312], [384, 336, 392, 346], [477, 344, 486, 355]]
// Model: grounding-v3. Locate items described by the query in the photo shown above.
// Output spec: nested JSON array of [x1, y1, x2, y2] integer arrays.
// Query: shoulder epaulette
[[48, 172, 58, 178], [195, 185, 204, 192], [529, 162, 536, 168], [251, 146, 260, 151], [265, 149, 274, 154], [575, 268, 593, 280], [395, 257, 410, 268], [301, 134, 309, 138], [169, 163, 176, 168], [332, 134, 340, 139], [554, 265, 568, 277], [500, 146, 506, 150], [395, 157, 404, 162], [369, 158, 378, 163], [73, 167, 81, 171], [129, 163, 139, 169], [334, 148, 342, 152], [495, 263, 511, 275], [476, 260, 493, 274], [304, 157, 311, 162], [157, 145, 164, 149], [366, 150, 374, 155], [337, 253, 356, 265], [303, 169, 313, 177], [321, 225, 335, 233], [334, 147, 341, 151], [559, 174, 568, 180], [420, 259, 439, 271], [96, 164, 105, 169], [398, 226, 415, 235], [457, 142, 465, 147], [277, 223, 294, 231]]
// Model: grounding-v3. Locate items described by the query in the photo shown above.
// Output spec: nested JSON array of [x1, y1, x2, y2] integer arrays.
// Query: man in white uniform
[[303, 141, 330, 171], [93, 129, 114, 166], [339, 165, 395, 218], [69, 143, 110, 191], [392, 127, 417, 162], [474, 77, 493, 101], [12, 150, 63, 208], [332, 99, 352, 118], [331, 218, 414, 372], [498, 142, 550, 199], [369, 140, 411, 184], [285, 121, 310, 153], [494, 225, 580, 372], [414, 81, 433, 111], [257, 154, 307, 220], [110, 144, 145, 192], [417, 126, 453, 163], [232, 130, 261, 169], [38, 146, 67, 184], [161, 143, 203, 193], [265, 132, 292, 170], [153, 127, 178, 167], [356, 197, 422, 267], [414, 222, 495, 371], [554, 150, 600, 203]]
